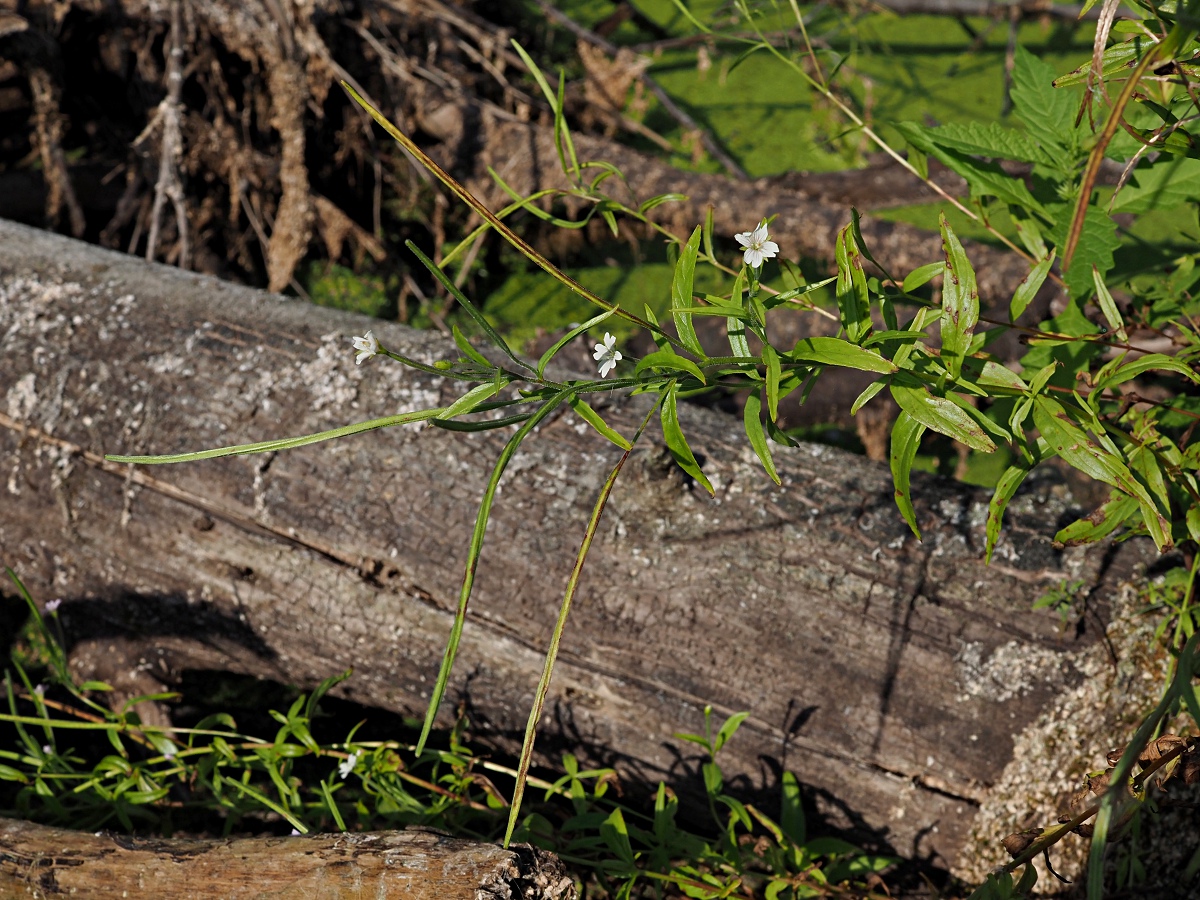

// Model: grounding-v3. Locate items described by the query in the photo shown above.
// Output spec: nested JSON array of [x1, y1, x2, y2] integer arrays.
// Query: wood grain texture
[[0, 817, 574, 899], [0, 219, 1152, 869]]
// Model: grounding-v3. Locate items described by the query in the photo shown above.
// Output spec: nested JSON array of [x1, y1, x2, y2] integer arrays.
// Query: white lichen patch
[[954, 640, 1071, 704], [954, 582, 1174, 890], [5, 373, 37, 420]]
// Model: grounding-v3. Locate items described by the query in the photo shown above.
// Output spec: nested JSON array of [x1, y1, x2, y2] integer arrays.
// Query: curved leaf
[[636, 349, 707, 385], [890, 411, 926, 539], [938, 215, 979, 381], [890, 382, 996, 453], [791, 336, 897, 374], [985, 464, 1031, 563], [743, 389, 780, 484], [661, 384, 714, 495]]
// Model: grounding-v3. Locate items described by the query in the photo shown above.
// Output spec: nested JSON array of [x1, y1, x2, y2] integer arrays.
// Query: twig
[[145, 0, 190, 268], [533, 0, 750, 180]]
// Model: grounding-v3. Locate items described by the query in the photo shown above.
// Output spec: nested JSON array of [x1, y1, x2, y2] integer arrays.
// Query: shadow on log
[[0, 219, 1153, 874], [0, 817, 573, 899]]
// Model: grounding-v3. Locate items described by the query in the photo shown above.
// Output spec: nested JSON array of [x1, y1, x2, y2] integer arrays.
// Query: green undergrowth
[[0, 572, 895, 899]]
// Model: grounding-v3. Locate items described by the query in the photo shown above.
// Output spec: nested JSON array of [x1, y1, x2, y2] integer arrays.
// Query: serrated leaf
[[912, 120, 1054, 165], [1011, 253, 1055, 321], [672, 226, 704, 357], [902, 262, 943, 293], [1055, 491, 1140, 545], [636, 349, 707, 384], [569, 396, 632, 450], [1047, 204, 1120, 299], [743, 390, 780, 484], [763, 343, 782, 422], [1011, 45, 1078, 155], [790, 337, 897, 373], [661, 384, 714, 495], [890, 411, 926, 538], [939, 215, 979, 381], [985, 464, 1031, 563], [891, 382, 996, 452], [893, 123, 1047, 212]]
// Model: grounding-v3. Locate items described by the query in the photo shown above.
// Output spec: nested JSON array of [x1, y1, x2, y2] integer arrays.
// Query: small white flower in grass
[[34, 684, 46, 698], [350, 331, 379, 365], [45, 599, 61, 614], [338, 752, 359, 779], [735, 221, 779, 269], [593, 332, 622, 378]]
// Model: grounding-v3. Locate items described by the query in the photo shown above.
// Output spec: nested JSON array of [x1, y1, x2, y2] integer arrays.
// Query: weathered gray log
[[0, 817, 573, 899], [0, 219, 1151, 869]]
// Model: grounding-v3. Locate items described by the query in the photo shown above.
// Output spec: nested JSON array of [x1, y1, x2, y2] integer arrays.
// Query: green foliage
[[2, 574, 890, 897]]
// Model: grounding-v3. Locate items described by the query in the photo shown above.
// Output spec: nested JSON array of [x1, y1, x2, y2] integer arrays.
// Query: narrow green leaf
[[743, 390, 780, 485], [452, 325, 494, 368], [1010, 253, 1055, 321], [780, 771, 806, 845], [902, 262, 943, 294], [661, 384, 714, 495], [436, 381, 503, 422], [672, 226, 705, 357], [1092, 265, 1128, 341], [702, 205, 715, 262], [1055, 492, 1139, 546], [406, 241, 529, 372], [416, 391, 571, 755], [835, 224, 872, 344], [536, 309, 615, 379], [890, 411, 926, 539], [106, 407, 447, 465], [851, 381, 886, 415], [1093, 352, 1200, 390], [763, 343, 782, 422], [985, 464, 1031, 563], [791, 337, 897, 374], [938, 214, 979, 381], [890, 382, 996, 453], [635, 349, 707, 385], [568, 396, 632, 450], [1033, 397, 1171, 551]]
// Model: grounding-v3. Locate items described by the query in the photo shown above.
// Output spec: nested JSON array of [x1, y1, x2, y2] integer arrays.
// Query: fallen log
[[0, 218, 1152, 871], [0, 817, 572, 900]]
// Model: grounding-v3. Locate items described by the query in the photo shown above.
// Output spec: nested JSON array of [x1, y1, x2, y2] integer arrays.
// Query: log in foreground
[[0, 817, 572, 899], [0, 220, 1152, 870]]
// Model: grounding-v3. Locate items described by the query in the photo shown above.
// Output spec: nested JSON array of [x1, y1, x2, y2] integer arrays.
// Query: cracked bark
[[0, 817, 574, 899], [0, 219, 1153, 870]]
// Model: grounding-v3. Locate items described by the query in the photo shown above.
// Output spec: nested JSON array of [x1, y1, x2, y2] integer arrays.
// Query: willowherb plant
[[94, 1, 1200, 893]]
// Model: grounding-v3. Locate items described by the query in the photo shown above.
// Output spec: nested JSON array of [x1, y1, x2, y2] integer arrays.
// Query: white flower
[[593, 332, 622, 378], [34, 684, 46, 698], [337, 752, 359, 779], [350, 331, 379, 365], [735, 221, 779, 269], [45, 599, 62, 614]]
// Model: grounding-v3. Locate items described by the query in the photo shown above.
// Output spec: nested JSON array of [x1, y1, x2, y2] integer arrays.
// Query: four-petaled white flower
[[45, 599, 62, 614], [351, 331, 379, 365], [735, 221, 779, 269], [338, 752, 359, 779], [593, 332, 622, 378]]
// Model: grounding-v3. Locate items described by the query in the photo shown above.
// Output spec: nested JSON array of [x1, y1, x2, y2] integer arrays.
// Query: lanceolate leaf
[[661, 383, 714, 495], [743, 389, 780, 484], [1055, 492, 1140, 546], [790, 337, 897, 373], [835, 224, 872, 343], [635, 349, 707, 385], [1010, 253, 1055, 322], [890, 382, 996, 453], [902, 262, 943, 294], [890, 411, 926, 538], [763, 343, 782, 422], [536, 309, 615, 378], [1033, 396, 1172, 550], [568, 395, 632, 450], [1092, 266, 1128, 341], [672, 226, 705, 357], [1093, 353, 1200, 390], [985, 464, 1031, 563], [938, 215, 979, 381]]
